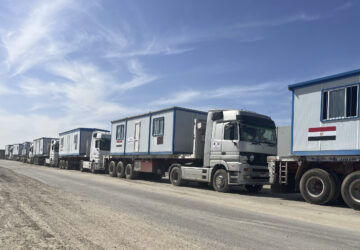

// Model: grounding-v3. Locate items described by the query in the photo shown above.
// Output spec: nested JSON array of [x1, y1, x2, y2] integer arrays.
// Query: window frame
[[152, 117, 165, 137], [321, 83, 360, 122], [116, 124, 125, 140], [223, 122, 239, 141]]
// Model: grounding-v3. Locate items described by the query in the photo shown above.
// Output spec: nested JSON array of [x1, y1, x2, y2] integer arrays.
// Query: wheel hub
[[349, 179, 360, 203], [215, 174, 225, 188], [306, 176, 325, 197]]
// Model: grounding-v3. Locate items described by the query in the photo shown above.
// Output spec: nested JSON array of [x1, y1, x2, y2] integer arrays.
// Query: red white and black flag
[[308, 126, 336, 141]]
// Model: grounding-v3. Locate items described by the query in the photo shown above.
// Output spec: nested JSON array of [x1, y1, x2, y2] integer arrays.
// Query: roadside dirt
[[0, 167, 200, 249]]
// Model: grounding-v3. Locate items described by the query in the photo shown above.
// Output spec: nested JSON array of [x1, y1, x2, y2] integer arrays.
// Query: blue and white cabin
[[289, 69, 360, 156], [110, 107, 208, 156], [59, 128, 109, 157]]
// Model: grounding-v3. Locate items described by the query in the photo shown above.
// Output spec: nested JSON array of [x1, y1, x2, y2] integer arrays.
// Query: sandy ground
[[0, 167, 200, 249]]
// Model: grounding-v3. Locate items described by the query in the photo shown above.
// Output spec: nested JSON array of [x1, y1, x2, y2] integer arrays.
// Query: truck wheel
[[299, 168, 336, 205], [125, 164, 137, 179], [109, 161, 116, 177], [116, 162, 125, 178], [91, 162, 96, 174], [245, 185, 263, 193], [341, 171, 360, 210], [169, 165, 184, 186], [59, 160, 63, 169], [213, 169, 229, 192]]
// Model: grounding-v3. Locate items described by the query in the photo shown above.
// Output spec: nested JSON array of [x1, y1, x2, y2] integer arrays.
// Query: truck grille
[[240, 152, 268, 166]]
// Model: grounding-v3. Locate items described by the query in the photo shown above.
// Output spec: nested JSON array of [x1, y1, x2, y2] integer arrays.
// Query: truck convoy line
[[3, 69, 360, 210]]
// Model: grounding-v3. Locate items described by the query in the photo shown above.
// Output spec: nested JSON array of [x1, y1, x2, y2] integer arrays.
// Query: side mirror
[[233, 141, 238, 146]]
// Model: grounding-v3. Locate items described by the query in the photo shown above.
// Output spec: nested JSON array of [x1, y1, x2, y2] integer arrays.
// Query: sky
[[0, 0, 360, 148]]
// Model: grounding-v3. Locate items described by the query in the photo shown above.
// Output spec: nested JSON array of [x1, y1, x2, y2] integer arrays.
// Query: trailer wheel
[[245, 185, 263, 193], [169, 165, 184, 186], [116, 162, 125, 178], [64, 161, 69, 170], [300, 168, 336, 205], [109, 161, 116, 177], [125, 164, 137, 179], [59, 160, 63, 169], [341, 171, 360, 210], [213, 169, 229, 193]]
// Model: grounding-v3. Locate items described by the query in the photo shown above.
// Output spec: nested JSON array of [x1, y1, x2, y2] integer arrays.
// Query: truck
[[268, 69, 360, 210], [106, 107, 276, 192], [5, 145, 12, 159], [19, 142, 31, 162], [80, 131, 111, 173], [0, 149, 4, 159], [11, 143, 23, 161], [58, 128, 109, 170], [45, 139, 59, 167], [33, 137, 57, 165]]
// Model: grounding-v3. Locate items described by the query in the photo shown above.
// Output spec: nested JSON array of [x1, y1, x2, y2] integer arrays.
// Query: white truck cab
[[45, 139, 59, 167], [80, 131, 111, 173]]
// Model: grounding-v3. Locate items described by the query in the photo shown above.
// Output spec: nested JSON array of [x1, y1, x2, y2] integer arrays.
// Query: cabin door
[[134, 122, 141, 152]]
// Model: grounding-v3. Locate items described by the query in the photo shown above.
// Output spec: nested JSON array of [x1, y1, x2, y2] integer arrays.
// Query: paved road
[[1, 160, 359, 249]]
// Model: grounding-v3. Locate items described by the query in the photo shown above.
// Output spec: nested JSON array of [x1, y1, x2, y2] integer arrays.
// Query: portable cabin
[[59, 128, 109, 157], [33, 137, 56, 156], [110, 107, 208, 157], [288, 69, 360, 155]]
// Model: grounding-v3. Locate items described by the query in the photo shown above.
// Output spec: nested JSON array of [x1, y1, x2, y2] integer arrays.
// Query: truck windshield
[[240, 124, 276, 145], [98, 139, 110, 151]]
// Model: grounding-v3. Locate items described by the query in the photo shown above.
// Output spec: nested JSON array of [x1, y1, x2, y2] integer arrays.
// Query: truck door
[[221, 122, 239, 160], [210, 122, 223, 160], [134, 122, 141, 152]]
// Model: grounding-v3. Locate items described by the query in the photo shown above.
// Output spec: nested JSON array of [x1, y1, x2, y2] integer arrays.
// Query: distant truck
[[45, 139, 59, 167], [0, 149, 4, 159], [11, 143, 23, 161], [58, 128, 109, 170], [5, 145, 12, 159], [268, 69, 360, 210], [19, 142, 31, 162], [32, 137, 57, 165], [106, 107, 276, 192]]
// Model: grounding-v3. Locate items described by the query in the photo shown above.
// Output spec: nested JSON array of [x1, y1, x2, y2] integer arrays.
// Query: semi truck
[[33, 137, 57, 165], [19, 142, 31, 162], [80, 131, 111, 173], [5, 145, 12, 159], [268, 69, 360, 210], [58, 128, 109, 170], [106, 107, 276, 192], [11, 143, 23, 161], [45, 139, 59, 167]]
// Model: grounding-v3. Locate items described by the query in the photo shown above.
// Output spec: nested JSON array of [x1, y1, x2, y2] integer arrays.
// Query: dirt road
[[0, 160, 359, 249]]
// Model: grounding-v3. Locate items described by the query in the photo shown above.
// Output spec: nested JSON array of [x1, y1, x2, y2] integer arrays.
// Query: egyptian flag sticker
[[308, 126, 336, 141]]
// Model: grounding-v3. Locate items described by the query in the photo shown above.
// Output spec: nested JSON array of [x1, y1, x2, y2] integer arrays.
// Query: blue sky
[[0, 0, 360, 147]]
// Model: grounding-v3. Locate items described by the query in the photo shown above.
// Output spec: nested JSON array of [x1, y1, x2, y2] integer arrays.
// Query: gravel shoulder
[[0, 166, 201, 249]]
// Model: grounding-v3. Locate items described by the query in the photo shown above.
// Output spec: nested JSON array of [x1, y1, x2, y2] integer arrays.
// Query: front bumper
[[227, 162, 269, 185]]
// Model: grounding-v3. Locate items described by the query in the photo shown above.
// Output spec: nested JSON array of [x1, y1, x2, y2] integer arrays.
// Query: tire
[[59, 160, 63, 169], [341, 171, 360, 210], [245, 184, 263, 193], [299, 168, 336, 205], [169, 165, 184, 186], [80, 161, 84, 172], [125, 164, 137, 179], [91, 162, 96, 174], [109, 161, 116, 177], [116, 161, 125, 178], [213, 169, 229, 192]]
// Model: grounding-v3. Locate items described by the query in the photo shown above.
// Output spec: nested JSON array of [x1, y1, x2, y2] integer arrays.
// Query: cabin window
[[322, 85, 358, 120], [224, 123, 238, 140], [116, 125, 125, 140], [74, 135, 78, 150], [153, 117, 164, 136]]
